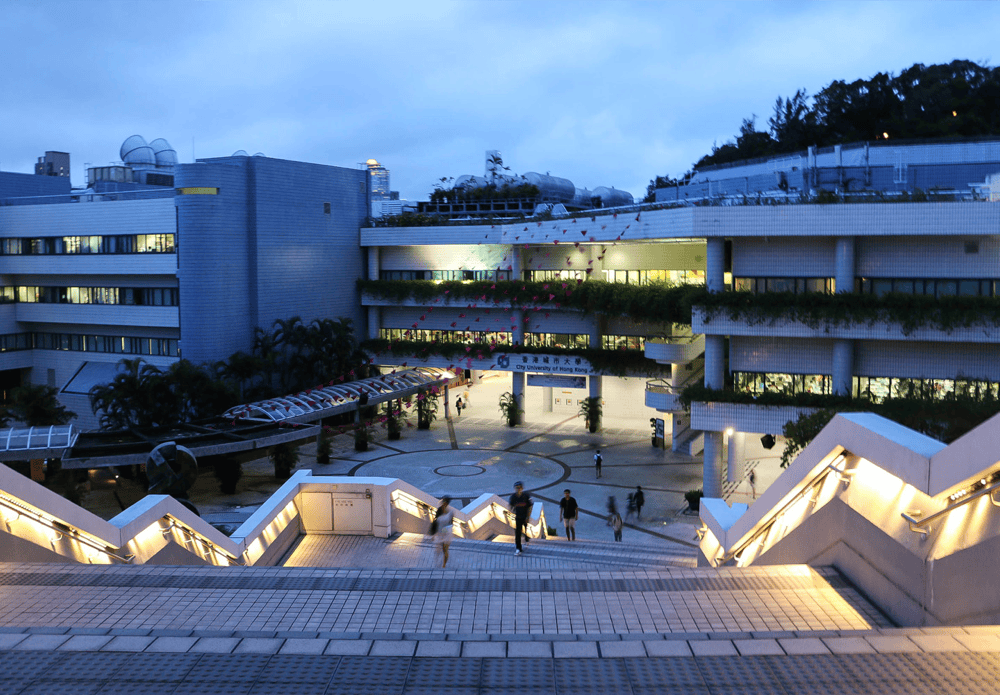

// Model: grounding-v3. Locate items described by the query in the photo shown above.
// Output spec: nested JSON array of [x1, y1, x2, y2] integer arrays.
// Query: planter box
[[690, 401, 821, 434]]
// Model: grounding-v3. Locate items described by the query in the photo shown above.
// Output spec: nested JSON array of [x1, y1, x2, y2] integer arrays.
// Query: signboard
[[527, 374, 587, 389], [494, 353, 592, 375], [654, 418, 665, 439]]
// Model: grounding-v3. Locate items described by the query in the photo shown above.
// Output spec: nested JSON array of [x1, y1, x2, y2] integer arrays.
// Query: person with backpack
[[594, 449, 602, 478]]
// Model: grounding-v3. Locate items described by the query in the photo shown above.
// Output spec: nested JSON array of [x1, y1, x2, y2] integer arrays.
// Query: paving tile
[[370, 640, 416, 656], [324, 639, 372, 655], [415, 640, 462, 657], [553, 641, 599, 658], [0, 633, 28, 649], [778, 637, 831, 655], [278, 638, 330, 654], [57, 635, 114, 651], [689, 640, 738, 656], [952, 632, 1000, 652], [508, 641, 552, 658], [733, 638, 784, 655], [234, 638, 285, 654], [13, 634, 70, 650], [909, 634, 969, 652], [461, 641, 506, 658], [599, 640, 646, 657], [864, 635, 922, 653], [102, 635, 156, 652], [822, 637, 876, 654], [190, 637, 242, 653], [643, 640, 692, 657]]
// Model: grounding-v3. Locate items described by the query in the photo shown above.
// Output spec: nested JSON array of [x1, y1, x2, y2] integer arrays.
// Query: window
[[734, 372, 832, 396], [857, 277, 998, 298], [733, 278, 834, 294]]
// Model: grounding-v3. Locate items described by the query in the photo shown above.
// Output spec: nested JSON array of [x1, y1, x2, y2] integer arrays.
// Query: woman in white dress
[[433, 496, 455, 568]]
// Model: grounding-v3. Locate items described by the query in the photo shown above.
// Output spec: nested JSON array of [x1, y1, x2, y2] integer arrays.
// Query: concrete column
[[832, 339, 854, 396], [368, 307, 380, 340], [367, 246, 380, 281], [512, 372, 525, 424], [834, 237, 855, 294], [703, 431, 724, 498], [670, 362, 684, 389], [589, 244, 603, 279], [509, 245, 524, 281], [471, 370, 482, 384], [727, 431, 745, 483], [512, 309, 524, 346], [706, 237, 725, 293], [542, 387, 553, 412], [704, 335, 725, 390], [588, 316, 602, 351], [589, 375, 602, 400], [443, 384, 450, 419]]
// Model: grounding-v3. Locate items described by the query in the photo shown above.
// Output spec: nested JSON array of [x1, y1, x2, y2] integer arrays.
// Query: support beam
[[706, 237, 726, 293], [512, 372, 525, 425], [832, 339, 854, 396], [703, 431, 724, 498]]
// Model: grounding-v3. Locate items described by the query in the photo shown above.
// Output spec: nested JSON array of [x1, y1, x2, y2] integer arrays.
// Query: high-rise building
[[366, 159, 390, 201], [34, 151, 70, 178]]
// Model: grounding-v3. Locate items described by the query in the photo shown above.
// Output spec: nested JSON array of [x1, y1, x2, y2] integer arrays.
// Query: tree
[[6, 384, 75, 427]]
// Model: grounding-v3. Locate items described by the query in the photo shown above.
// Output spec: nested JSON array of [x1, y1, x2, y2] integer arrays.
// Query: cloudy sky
[[2, 1, 997, 201]]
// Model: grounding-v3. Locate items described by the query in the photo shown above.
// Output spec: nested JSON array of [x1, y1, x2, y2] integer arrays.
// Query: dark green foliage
[[685, 489, 703, 511], [417, 389, 439, 429], [780, 409, 838, 468], [213, 458, 243, 494], [316, 427, 332, 464], [5, 384, 75, 426], [269, 442, 300, 480], [498, 391, 522, 427], [651, 60, 1000, 179], [579, 396, 602, 433]]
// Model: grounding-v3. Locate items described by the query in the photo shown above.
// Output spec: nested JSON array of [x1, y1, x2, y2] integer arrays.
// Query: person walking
[[559, 489, 579, 541], [432, 496, 455, 567], [594, 449, 603, 478], [610, 509, 623, 542], [748, 470, 757, 500], [455, 397, 463, 417], [634, 485, 645, 519], [509, 481, 533, 555]]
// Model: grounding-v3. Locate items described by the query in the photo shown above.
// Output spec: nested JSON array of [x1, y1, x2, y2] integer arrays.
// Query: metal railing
[[901, 478, 1000, 537]]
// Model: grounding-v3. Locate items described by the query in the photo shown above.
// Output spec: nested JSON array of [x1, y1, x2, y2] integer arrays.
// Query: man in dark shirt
[[634, 485, 645, 519], [509, 481, 532, 555], [559, 489, 579, 541]]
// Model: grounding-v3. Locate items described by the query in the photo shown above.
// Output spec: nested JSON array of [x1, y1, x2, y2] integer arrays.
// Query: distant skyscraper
[[35, 151, 70, 177], [366, 159, 390, 201]]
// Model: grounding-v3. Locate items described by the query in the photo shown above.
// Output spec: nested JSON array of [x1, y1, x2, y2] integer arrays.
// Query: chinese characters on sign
[[495, 353, 592, 375]]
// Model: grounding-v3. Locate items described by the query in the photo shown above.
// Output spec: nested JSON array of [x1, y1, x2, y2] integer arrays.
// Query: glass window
[[872, 280, 893, 297], [893, 280, 914, 294], [936, 280, 957, 297], [959, 280, 979, 296]]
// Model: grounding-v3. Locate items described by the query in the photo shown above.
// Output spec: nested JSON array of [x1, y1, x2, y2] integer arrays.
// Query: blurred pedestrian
[[433, 496, 455, 568], [634, 485, 645, 519], [456, 397, 463, 417], [610, 510, 623, 542], [625, 493, 636, 521]]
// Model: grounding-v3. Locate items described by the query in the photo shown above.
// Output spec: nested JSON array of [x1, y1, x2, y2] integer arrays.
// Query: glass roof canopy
[[222, 367, 456, 423], [0, 425, 79, 459]]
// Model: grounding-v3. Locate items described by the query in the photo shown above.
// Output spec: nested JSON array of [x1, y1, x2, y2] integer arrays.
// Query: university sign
[[495, 353, 593, 375]]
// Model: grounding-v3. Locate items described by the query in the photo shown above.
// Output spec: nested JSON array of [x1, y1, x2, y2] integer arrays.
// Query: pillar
[[727, 431, 745, 483], [704, 336, 725, 390], [706, 237, 725, 293], [542, 387, 553, 412], [832, 339, 854, 396], [833, 238, 856, 395], [512, 372, 525, 424], [443, 384, 450, 419], [512, 309, 524, 347], [703, 432, 724, 498], [367, 246, 381, 340], [471, 370, 481, 384], [509, 245, 524, 282]]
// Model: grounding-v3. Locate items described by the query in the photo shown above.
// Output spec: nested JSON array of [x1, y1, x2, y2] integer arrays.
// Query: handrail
[[901, 478, 1000, 537], [646, 365, 704, 393], [715, 457, 851, 565]]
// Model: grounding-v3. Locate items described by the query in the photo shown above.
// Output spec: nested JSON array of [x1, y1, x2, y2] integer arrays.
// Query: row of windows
[[0, 234, 175, 256], [856, 277, 1000, 298], [380, 270, 512, 281], [379, 328, 591, 349], [733, 278, 835, 294], [603, 335, 647, 350], [602, 269, 706, 285], [0, 332, 178, 357], [734, 371, 1000, 402], [0, 286, 179, 306]]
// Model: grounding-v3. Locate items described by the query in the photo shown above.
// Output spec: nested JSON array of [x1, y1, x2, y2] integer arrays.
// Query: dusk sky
[[2, 1, 998, 201]]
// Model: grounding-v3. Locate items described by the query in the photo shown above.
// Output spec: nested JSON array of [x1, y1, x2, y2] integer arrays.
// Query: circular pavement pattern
[[353, 449, 567, 498]]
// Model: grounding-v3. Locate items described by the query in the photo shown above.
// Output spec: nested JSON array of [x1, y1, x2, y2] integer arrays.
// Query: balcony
[[644, 334, 704, 364]]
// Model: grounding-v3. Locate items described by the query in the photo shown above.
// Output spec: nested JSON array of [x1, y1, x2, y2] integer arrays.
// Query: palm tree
[[7, 384, 75, 427]]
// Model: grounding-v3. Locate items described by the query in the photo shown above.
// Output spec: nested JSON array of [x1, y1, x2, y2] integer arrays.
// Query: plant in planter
[[270, 443, 299, 480], [354, 421, 377, 451], [579, 396, 602, 433], [214, 457, 243, 494], [316, 426, 332, 464], [417, 390, 439, 430], [385, 402, 402, 440], [684, 489, 704, 512], [498, 391, 522, 427]]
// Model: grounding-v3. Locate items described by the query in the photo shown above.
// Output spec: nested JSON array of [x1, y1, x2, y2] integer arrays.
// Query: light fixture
[[760, 434, 776, 450]]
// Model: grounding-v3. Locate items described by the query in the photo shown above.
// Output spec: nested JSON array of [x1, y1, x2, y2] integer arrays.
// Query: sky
[[2, 1, 998, 202]]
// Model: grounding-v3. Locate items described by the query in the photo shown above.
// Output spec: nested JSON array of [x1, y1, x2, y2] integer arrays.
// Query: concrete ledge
[[324, 640, 372, 655], [461, 641, 506, 658]]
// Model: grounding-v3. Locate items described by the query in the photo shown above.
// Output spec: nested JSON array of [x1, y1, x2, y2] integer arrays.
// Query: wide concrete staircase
[[0, 534, 995, 694]]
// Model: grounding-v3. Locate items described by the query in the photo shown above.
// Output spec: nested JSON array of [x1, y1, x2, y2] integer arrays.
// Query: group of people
[[429, 479, 648, 564]]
